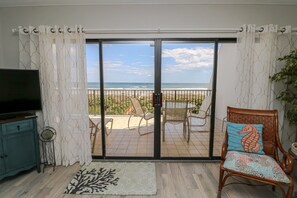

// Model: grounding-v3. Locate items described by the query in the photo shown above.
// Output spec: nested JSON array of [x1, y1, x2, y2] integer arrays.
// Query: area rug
[[64, 162, 157, 195]]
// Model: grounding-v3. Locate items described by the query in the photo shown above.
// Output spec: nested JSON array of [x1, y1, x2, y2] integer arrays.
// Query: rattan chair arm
[[274, 129, 294, 174], [221, 132, 228, 160], [221, 143, 227, 160], [280, 151, 294, 174]]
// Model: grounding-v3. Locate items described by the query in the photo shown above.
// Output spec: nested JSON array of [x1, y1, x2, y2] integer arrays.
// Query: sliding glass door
[[86, 40, 156, 158], [102, 41, 155, 158], [160, 41, 214, 158], [86, 42, 102, 157], [86, 38, 235, 160]]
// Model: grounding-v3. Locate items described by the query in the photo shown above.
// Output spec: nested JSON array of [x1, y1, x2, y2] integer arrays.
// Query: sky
[[86, 41, 214, 84]]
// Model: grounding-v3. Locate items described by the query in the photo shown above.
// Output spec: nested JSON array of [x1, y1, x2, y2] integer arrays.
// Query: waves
[[88, 82, 209, 90]]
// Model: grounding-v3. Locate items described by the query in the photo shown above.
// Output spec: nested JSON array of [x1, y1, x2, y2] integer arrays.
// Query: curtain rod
[[82, 27, 297, 34], [12, 27, 297, 34], [83, 28, 241, 34]]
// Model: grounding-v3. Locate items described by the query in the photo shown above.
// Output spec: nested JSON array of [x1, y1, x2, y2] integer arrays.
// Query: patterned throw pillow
[[227, 122, 265, 155]]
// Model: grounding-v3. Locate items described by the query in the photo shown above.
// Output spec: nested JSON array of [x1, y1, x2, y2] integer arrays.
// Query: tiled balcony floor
[[90, 115, 225, 158]]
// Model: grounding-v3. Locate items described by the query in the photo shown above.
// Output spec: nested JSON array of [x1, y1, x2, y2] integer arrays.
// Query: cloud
[[163, 47, 214, 72], [131, 61, 144, 66], [103, 60, 153, 77], [126, 67, 153, 76], [104, 60, 123, 70]]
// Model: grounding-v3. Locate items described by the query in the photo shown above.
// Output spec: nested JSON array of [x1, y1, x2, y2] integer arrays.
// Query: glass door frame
[[87, 39, 157, 160], [86, 38, 236, 160]]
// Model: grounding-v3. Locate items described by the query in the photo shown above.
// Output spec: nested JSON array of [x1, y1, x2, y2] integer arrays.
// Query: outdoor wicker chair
[[162, 100, 188, 142], [187, 95, 212, 142], [128, 97, 154, 135], [89, 117, 113, 153]]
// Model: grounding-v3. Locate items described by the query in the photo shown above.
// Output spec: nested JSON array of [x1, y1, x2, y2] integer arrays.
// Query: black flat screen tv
[[0, 69, 42, 115]]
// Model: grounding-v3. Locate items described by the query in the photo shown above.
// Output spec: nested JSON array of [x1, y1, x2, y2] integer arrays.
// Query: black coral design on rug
[[64, 168, 119, 194]]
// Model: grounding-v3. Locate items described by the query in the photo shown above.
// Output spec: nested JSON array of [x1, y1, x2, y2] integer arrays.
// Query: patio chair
[[89, 117, 113, 153], [162, 100, 188, 142], [187, 95, 212, 142], [128, 97, 154, 136], [218, 106, 294, 198]]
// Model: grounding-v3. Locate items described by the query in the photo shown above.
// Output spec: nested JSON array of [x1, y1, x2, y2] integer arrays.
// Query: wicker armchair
[[218, 106, 294, 198]]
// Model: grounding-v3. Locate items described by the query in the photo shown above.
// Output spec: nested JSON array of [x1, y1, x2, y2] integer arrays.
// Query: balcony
[[88, 88, 225, 157]]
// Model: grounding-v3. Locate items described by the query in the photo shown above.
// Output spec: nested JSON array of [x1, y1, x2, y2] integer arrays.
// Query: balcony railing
[[88, 89, 212, 115]]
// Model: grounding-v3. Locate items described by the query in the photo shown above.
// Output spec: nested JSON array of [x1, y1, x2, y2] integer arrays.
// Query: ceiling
[[0, 0, 297, 7]]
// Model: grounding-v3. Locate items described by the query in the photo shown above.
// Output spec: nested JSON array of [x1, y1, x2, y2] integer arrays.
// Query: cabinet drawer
[[2, 120, 34, 135]]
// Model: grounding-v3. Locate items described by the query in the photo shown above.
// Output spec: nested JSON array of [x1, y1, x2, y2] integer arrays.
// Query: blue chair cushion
[[224, 151, 290, 183], [227, 122, 264, 154]]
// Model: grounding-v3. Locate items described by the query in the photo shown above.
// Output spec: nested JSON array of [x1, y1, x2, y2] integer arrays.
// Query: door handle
[[153, 93, 163, 107]]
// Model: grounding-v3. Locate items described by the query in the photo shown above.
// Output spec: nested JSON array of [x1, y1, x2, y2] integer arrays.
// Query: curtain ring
[[280, 27, 286, 33], [58, 27, 62, 33], [33, 28, 39, 33], [258, 27, 264, 32], [50, 27, 55, 33], [23, 28, 29, 34], [67, 27, 71, 33], [239, 27, 244, 32]]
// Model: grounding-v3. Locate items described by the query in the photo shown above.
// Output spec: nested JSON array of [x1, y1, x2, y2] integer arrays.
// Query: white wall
[[1, 4, 297, 67], [216, 43, 237, 120]]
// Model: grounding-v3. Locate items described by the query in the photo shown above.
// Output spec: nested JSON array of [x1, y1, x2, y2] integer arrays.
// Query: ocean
[[88, 82, 208, 89]]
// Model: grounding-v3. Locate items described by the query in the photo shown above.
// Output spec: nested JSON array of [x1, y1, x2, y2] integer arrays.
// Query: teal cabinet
[[0, 141, 4, 175], [0, 116, 40, 180]]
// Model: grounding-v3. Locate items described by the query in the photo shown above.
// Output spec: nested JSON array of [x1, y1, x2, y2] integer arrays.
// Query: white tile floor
[[90, 115, 225, 157]]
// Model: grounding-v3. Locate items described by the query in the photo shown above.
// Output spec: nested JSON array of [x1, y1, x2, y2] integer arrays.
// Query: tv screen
[[0, 69, 42, 115]]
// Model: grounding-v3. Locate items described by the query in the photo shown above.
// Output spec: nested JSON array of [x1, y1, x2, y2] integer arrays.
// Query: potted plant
[[270, 49, 297, 125]]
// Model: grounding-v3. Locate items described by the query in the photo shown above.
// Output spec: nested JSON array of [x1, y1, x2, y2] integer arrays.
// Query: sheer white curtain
[[235, 24, 278, 109], [18, 25, 92, 166], [235, 24, 297, 149]]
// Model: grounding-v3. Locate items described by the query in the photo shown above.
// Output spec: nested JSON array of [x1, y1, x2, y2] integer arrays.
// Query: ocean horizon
[[88, 82, 209, 89]]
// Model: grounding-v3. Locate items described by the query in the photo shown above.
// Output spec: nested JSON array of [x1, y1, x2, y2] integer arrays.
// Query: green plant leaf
[[271, 49, 297, 125]]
